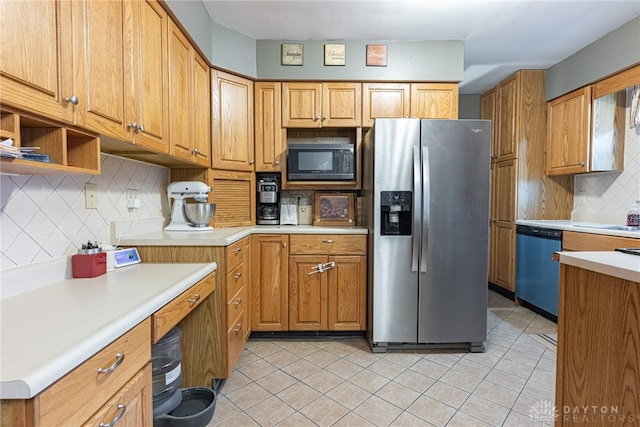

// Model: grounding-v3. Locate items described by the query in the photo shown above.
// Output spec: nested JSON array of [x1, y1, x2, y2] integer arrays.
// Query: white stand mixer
[[165, 181, 214, 231]]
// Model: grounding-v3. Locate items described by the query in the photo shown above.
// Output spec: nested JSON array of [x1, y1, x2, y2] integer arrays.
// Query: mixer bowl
[[183, 203, 215, 227]]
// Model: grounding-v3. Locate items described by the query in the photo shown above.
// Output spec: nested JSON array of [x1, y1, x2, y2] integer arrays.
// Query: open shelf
[[0, 107, 100, 175]]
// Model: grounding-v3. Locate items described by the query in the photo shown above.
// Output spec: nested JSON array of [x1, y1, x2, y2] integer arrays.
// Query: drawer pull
[[322, 239, 335, 244], [97, 353, 125, 374], [234, 297, 242, 306], [233, 273, 242, 280], [99, 403, 126, 427], [187, 293, 201, 304], [234, 248, 242, 254], [233, 323, 243, 334]]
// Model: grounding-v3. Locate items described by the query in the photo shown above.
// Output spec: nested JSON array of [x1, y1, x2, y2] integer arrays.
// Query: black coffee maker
[[257, 174, 280, 225]]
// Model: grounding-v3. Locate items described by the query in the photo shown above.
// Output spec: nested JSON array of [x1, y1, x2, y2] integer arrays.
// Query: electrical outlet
[[126, 188, 140, 209], [85, 183, 98, 209], [577, 191, 587, 205]]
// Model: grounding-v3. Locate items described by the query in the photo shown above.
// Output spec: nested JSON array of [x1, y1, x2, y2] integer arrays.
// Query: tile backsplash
[[1, 154, 169, 269], [572, 105, 640, 223]]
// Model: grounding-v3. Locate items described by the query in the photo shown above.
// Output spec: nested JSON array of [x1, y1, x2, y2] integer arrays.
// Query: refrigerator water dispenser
[[380, 191, 412, 235]]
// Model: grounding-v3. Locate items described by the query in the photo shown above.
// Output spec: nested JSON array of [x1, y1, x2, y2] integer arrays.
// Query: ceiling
[[201, 0, 640, 94]]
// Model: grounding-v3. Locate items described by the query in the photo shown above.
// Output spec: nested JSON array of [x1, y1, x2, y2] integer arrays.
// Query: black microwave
[[287, 143, 355, 180]]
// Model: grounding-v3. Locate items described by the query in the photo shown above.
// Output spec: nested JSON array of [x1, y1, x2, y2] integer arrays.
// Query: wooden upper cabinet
[[362, 83, 410, 127], [496, 74, 518, 160], [0, 0, 74, 122], [212, 70, 255, 171], [410, 83, 458, 119], [480, 86, 498, 160], [73, 0, 168, 152], [282, 82, 361, 128], [168, 20, 210, 167], [546, 87, 591, 175], [254, 82, 285, 171]]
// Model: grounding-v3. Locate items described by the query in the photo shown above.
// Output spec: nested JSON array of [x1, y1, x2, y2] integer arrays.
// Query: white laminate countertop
[[0, 262, 217, 399], [117, 225, 368, 247], [558, 251, 640, 282], [516, 220, 640, 239]]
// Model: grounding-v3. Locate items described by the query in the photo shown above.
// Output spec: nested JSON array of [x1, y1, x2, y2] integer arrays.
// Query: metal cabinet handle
[[322, 239, 335, 244], [64, 95, 79, 105], [99, 403, 126, 427], [127, 122, 138, 130], [314, 116, 320, 121], [322, 115, 328, 120], [97, 353, 125, 374], [233, 324, 243, 334], [187, 293, 201, 304], [233, 272, 242, 279], [234, 297, 242, 306], [138, 124, 145, 132], [250, 160, 255, 165], [234, 248, 242, 254], [579, 161, 585, 167], [275, 160, 280, 165], [282, 242, 287, 248]]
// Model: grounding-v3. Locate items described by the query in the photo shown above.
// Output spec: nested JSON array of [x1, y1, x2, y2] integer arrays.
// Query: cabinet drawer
[[226, 239, 244, 271], [226, 263, 245, 302], [152, 272, 216, 343], [82, 363, 152, 427], [226, 287, 245, 327], [289, 234, 367, 255], [35, 319, 151, 426], [226, 311, 245, 374]]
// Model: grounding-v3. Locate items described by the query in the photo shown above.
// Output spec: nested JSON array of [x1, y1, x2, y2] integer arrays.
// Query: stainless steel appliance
[[257, 174, 280, 225], [287, 141, 354, 180], [516, 225, 562, 319], [362, 119, 491, 353], [165, 181, 214, 231]]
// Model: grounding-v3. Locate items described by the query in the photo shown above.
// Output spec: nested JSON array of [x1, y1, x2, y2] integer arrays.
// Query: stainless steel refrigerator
[[362, 119, 491, 353]]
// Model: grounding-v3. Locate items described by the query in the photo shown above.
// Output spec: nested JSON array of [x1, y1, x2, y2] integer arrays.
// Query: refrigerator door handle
[[420, 146, 430, 273], [412, 146, 421, 272]]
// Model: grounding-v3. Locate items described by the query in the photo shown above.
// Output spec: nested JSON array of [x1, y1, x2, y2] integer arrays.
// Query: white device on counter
[[165, 181, 214, 231], [113, 247, 141, 268], [280, 203, 298, 225]]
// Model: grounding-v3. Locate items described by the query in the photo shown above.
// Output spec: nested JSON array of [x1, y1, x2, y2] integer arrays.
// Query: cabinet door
[[82, 364, 152, 427], [410, 83, 458, 119], [492, 160, 516, 291], [208, 169, 255, 227], [0, 0, 74, 122], [212, 70, 255, 170], [282, 82, 322, 128], [192, 53, 211, 167], [481, 86, 498, 161], [497, 75, 518, 160], [254, 82, 285, 171], [362, 83, 410, 127], [289, 255, 328, 330], [322, 83, 361, 127], [327, 256, 366, 331], [130, 0, 168, 152], [546, 87, 591, 175], [168, 19, 193, 162], [251, 235, 289, 331], [73, 0, 129, 140]]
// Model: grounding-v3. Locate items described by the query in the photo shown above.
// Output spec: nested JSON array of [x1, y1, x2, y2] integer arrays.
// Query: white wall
[[0, 155, 169, 269]]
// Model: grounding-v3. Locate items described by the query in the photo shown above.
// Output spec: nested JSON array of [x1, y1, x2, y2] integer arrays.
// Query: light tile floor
[[209, 290, 557, 426]]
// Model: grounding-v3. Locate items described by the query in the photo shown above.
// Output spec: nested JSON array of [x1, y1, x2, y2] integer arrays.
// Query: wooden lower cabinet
[[0, 320, 152, 427], [556, 264, 640, 425], [251, 235, 290, 331], [137, 238, 251, 382], [289, 254, 366, 331]]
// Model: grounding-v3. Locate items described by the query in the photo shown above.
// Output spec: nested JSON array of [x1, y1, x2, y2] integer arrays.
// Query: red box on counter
[[72, 252, 107, 278]]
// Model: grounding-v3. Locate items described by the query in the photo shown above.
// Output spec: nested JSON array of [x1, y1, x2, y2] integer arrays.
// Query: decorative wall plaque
[[366, 44, 388, 66], [324, 44, 346, 66], [281, 43, 303, 66]]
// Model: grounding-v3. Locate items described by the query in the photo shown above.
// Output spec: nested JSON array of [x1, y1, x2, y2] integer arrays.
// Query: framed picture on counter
[[314, 193, 355, 226]]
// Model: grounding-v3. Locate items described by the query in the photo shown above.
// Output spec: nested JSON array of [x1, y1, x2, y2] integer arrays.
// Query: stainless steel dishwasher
[[515, 225, 562, 319]]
